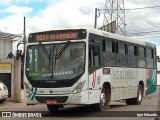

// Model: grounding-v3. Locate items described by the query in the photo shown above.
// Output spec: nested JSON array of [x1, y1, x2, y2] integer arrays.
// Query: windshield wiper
[[53, 41, 71, 70], [55, 41, 71, 59], [39, 42, 50, 59]]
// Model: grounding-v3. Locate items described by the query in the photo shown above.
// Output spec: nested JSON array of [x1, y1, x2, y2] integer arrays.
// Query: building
[[0, 31, 22, 60]]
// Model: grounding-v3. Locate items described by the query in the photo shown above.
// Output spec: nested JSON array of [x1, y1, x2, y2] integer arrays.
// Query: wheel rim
[[138, 87, 142, 102], [100, 92, 106, 107]]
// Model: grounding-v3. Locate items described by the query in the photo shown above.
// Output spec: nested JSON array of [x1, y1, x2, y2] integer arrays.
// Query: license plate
[[46, 100, 57, 105]]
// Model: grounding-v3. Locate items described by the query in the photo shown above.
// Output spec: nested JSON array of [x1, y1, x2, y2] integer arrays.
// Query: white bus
[[24, 28, 157, 112]]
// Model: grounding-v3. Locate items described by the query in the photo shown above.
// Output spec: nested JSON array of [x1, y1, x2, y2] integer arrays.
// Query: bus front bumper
[[25, 90, 89, 105]]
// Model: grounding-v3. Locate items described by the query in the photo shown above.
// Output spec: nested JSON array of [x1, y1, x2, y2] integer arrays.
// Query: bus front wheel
[[95, 86, 110, 111], [47, 105, 59, 113], [126, 84, 143, 105], [0, 98, 6, 103]]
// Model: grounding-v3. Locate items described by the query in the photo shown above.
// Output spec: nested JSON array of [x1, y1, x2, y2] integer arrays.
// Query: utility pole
[[94, 8, 97, 29], [94, 8, 100, 29], [23, 16, 26, 53], [11, 58, 21, 102]]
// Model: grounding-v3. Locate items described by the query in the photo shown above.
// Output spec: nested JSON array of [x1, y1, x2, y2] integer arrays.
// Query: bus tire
[[126, 84, 143, 105], [47, 105, 59, 113], [95, 86, 110, 111], [0, 98, 5, 103]]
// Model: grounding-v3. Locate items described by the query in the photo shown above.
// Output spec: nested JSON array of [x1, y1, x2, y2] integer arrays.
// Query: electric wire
[[99, 5, 160, 11]]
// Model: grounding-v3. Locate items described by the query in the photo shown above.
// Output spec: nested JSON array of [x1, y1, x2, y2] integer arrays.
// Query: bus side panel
[[110, 67, 146, 100], [110, 67, 128, 100], [88, 69, 102, 104], [125, 68, 145, 99]]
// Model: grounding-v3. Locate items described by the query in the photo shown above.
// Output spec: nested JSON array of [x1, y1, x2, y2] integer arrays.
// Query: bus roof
[[28, 27, 156, 48]]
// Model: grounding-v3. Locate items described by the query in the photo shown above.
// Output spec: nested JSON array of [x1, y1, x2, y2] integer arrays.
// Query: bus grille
[[35, 96, 68, 103]]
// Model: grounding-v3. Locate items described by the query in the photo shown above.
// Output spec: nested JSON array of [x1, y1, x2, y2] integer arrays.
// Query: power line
[[129, 35, 160, 39], [126, 26, 160, 37], [128, 32, 160, 37], [126, 30, 160, 39], [127, 34, 160, 38], [127, 30, 160, 35], [99, 5, 160, 11], [125, 5, 160, 10], [127, 26, 160, 33]]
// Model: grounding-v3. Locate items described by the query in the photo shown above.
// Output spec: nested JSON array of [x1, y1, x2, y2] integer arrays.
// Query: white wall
[[0, 39, 12, 59]]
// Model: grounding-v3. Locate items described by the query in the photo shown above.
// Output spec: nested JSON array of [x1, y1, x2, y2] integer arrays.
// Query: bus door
[[88, 38, 102, 103]]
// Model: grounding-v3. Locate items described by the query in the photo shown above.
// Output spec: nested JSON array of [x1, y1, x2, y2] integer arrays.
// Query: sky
[[0, 0, 160, 55]]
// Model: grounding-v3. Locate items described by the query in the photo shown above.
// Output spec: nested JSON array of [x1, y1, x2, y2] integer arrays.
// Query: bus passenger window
[[89, 45, 100, 67]]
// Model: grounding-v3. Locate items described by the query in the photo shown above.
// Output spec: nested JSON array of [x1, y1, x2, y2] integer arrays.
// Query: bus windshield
[[25, 42, 85, 81]]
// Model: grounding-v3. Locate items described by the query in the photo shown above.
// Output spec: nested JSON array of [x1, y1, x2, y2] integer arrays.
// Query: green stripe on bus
[[31, 94, 34, 100], [145, 69, 157, 95], [31, 87, 37, 100]]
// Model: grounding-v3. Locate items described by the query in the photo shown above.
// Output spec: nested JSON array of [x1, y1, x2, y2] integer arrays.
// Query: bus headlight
[[24, 82, 32, 94], [72, 81, 86, 94]]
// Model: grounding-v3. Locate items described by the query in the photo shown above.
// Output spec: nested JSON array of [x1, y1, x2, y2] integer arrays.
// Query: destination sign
[[28, 29, 86, 42], [35, 32, 78, 42]]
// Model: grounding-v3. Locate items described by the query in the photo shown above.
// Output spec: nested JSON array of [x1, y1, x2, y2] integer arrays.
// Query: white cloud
[[6, 5, 33, 14], [0, 0, 102, 34], [0, 0, 160, 43], [0, 0, 14, 5], [24, 0, 101, 33], [15, 0, 46, 3], [0, 14, 24, 34]]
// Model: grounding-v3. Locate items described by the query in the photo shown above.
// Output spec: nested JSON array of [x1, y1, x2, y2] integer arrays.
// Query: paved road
[[0, 87, 159, 120]]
